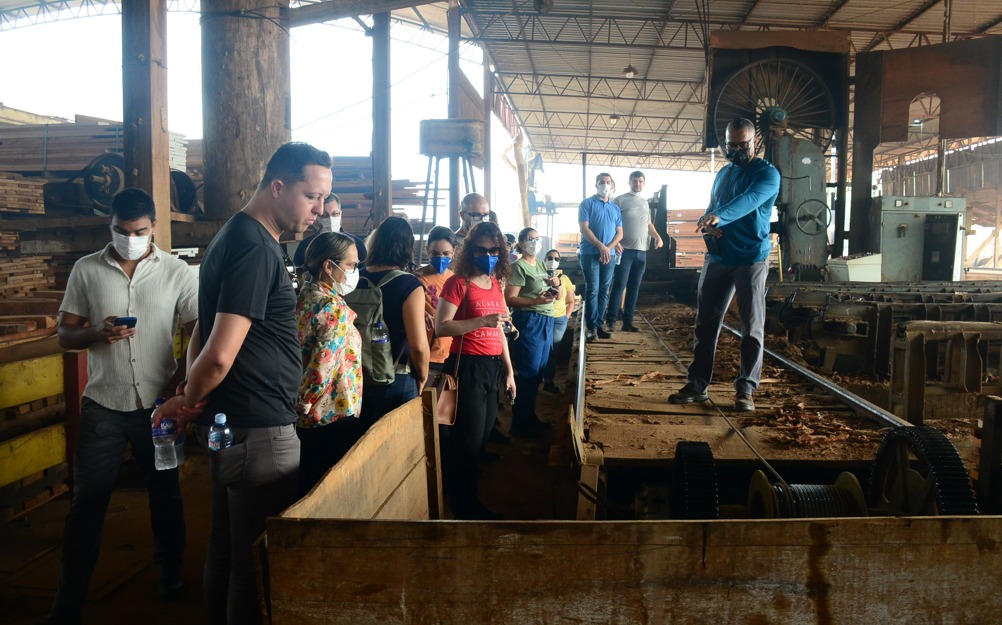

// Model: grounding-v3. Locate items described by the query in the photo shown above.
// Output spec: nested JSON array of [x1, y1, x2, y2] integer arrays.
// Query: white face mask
[[544, 259, 560, 271], [318, 214, 342, 233], [112, 232, 150, 260], [330, 263, 359, 296], [597, 183, 612, 197], [523, 240, 542, 256]]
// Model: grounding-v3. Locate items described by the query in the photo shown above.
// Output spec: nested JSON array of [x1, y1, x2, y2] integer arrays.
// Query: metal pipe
[[721, 323, 912, 429]]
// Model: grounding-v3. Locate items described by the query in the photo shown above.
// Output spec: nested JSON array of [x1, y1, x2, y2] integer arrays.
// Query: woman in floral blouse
[[296, 231, 363, 495]]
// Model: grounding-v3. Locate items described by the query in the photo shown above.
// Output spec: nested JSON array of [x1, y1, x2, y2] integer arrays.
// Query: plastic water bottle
[[207, 413, 233, 451], [371, 321, 389, 345], [151, 400, 178, 471], [174, 421, 186, 466]]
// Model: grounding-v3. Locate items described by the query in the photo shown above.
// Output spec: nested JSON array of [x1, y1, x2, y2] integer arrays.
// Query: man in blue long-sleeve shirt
[[669, 117, 780, 412]]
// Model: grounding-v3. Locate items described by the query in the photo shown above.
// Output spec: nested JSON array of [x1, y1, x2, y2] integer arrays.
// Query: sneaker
[[604, 320, 617, 333], [586, 329, 597, 343], [621, 324, 640, 332], [668, 384, 709, 404], [542, 381, 561, 394], [734, 392, 755, 412], [596, 328, 612, 339]]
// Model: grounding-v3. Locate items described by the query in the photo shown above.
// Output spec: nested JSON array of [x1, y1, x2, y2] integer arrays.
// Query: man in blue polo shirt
[[578, 172, 623, 342], [668, 117, 780, 413]]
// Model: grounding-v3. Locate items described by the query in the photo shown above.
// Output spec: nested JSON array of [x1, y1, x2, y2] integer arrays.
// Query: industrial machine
[[867, 195, 966, 282], [705, 34, 850, 281]]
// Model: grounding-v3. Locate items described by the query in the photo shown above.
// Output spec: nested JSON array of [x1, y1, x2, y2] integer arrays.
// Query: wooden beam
[[201, 0, 291, 219], [287, 0, 435, 28], [482, 61, 493, 205], [122, 0, 172, 250], [447, 0, 461, 230], [371, 11, 392, 226]]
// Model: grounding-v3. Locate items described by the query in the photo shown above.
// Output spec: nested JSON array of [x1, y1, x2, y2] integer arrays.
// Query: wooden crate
[[265, 394, 1002, 624]]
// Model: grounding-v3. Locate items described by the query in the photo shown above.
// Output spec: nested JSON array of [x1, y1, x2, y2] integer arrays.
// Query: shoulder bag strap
[[451, 280, 470, 377]]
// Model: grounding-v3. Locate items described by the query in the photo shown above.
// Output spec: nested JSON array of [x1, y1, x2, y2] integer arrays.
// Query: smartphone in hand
[[114, 316, 138, 328]]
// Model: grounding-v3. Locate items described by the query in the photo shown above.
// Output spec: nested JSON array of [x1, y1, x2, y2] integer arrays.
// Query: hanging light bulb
[[609, 114, 621, 124], [622, 64, 638, 79]]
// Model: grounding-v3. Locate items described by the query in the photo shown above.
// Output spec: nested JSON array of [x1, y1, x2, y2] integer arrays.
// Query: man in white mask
[[606, 170, 663, 333], [293, 191, 367, 271], [47, 188, 198, 624], [577, 172, 623, 342]]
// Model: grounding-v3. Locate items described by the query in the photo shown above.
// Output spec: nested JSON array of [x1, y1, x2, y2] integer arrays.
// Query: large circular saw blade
[[713, 58, 837, 152]]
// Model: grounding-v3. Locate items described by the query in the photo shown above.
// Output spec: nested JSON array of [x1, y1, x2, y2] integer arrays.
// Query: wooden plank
[[0, 423, 66, 488], [421, 389, 444, 520], [281, 397, 429, 520], [265, 516, 1002, 624], [576, 464, 600, 520], [0, 354, 63, 410]]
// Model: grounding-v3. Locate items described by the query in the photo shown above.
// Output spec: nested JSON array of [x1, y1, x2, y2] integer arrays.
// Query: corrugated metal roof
[[2, 0, 999, 171]]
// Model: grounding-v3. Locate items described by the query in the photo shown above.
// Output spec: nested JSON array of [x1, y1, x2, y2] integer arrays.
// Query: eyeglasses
[[464, 212, 490, 222], [473, 246, 502, 256], [329, 260, 359, 272], [725, 140, 752, 150], [545, 256, 560, 261], [523, 237, 540, 244]]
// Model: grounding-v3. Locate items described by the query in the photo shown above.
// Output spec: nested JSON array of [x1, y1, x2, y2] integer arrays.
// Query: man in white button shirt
[[45, 188, 198, 625]]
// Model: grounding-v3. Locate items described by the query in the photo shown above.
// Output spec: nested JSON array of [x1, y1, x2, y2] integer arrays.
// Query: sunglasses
[[545, 256, 560, 261], [474, 246, 502, 256], [725, 140, 752, 150]]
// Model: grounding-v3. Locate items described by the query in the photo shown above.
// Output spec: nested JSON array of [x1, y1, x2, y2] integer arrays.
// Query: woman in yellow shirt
[[542, 248, 576, 394]]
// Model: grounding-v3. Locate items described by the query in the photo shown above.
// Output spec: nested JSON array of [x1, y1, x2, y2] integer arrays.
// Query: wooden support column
[[371, 12, 392, 227], [122, 0, 171, 250], [482, 61, 493, 207], [201, 0, 291, 219], [447, 0, 460, 230]]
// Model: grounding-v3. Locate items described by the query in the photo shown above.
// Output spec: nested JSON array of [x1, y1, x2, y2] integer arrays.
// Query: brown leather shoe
[[734, 392, 755, 412]]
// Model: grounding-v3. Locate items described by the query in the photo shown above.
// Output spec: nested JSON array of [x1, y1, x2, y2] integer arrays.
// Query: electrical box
[[868, 196, 966, 282]]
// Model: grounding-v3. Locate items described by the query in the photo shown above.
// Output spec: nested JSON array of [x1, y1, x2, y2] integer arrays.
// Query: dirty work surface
[[583, 298, 891, 465]]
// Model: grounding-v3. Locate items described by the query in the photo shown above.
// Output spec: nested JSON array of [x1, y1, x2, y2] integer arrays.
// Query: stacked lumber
[[0, 173, 45, 214], [0, 463, 69, 521], [0, 230, 17, 253], [0, 122, 186, 175], [0, 256, 54, 297]]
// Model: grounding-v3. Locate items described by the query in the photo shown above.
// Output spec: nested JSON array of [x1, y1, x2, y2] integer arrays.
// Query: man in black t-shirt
[[157, 141, 332, 625]]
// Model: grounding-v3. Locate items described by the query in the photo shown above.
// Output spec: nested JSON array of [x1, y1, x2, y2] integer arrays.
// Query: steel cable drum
[[712, 58, 837, 153]]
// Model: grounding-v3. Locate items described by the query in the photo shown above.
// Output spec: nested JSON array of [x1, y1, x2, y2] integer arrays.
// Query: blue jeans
[[688, 257, 769, 395], [510, 310, 553, 429], [53, 398, 185, 612], [543, 314, 569, 383], [580, 252, 615, 331], [359, 372, 418, 430], [607, 249, 647, 326]]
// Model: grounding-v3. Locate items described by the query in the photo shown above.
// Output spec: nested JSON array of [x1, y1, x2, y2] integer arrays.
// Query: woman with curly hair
[[435, 221, 516, 519]]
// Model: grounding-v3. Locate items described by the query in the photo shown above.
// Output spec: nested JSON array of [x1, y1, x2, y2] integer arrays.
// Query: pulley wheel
[[671, 441, 719, 520], [795, 199, 832, 236], [713, 59, 837, 152], [81, 152, 125, 214], [868, 426, 978, 516], [748, 470, 868, 518], [170, 169, 199, 214]]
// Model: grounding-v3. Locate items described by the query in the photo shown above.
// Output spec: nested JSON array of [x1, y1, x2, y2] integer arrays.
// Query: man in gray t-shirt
[[607, 170, 663, 331]]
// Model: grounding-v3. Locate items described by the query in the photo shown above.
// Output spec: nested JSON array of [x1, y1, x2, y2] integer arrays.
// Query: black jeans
[[53, 398, 185, 612], [297, 417, 364, 497], [442, 354, 501, 512]]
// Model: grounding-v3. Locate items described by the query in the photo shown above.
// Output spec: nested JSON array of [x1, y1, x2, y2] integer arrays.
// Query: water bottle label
[[152, 417, 176, 438], [208, 437, 221, 451]]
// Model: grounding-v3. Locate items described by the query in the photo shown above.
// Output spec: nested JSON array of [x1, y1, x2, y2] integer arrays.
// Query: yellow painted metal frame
[[0, 423, 65, 488], [0, 353, 63, 411]]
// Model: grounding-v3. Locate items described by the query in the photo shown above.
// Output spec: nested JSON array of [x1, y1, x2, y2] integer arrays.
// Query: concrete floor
[[0, 381, 574, 625]]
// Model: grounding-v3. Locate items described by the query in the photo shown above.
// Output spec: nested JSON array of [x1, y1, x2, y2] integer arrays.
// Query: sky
[[0, 11, 715, 237]]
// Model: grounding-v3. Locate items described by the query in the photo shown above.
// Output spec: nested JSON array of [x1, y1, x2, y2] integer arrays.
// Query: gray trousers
[[197, 423, 300, 625], [53, 398, 185, 611], [687, 256, 768, 395]]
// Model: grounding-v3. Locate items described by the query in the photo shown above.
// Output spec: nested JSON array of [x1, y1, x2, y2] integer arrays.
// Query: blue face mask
[[475, 254, 499, 275], [430, 256, 452, 274]]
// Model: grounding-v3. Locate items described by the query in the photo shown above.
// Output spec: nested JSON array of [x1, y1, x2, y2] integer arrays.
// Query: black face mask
[[725, 147, 753, 167]]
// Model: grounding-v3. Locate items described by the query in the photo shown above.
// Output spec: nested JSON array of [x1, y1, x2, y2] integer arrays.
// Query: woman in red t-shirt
[[435, 222, 516, 520]]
